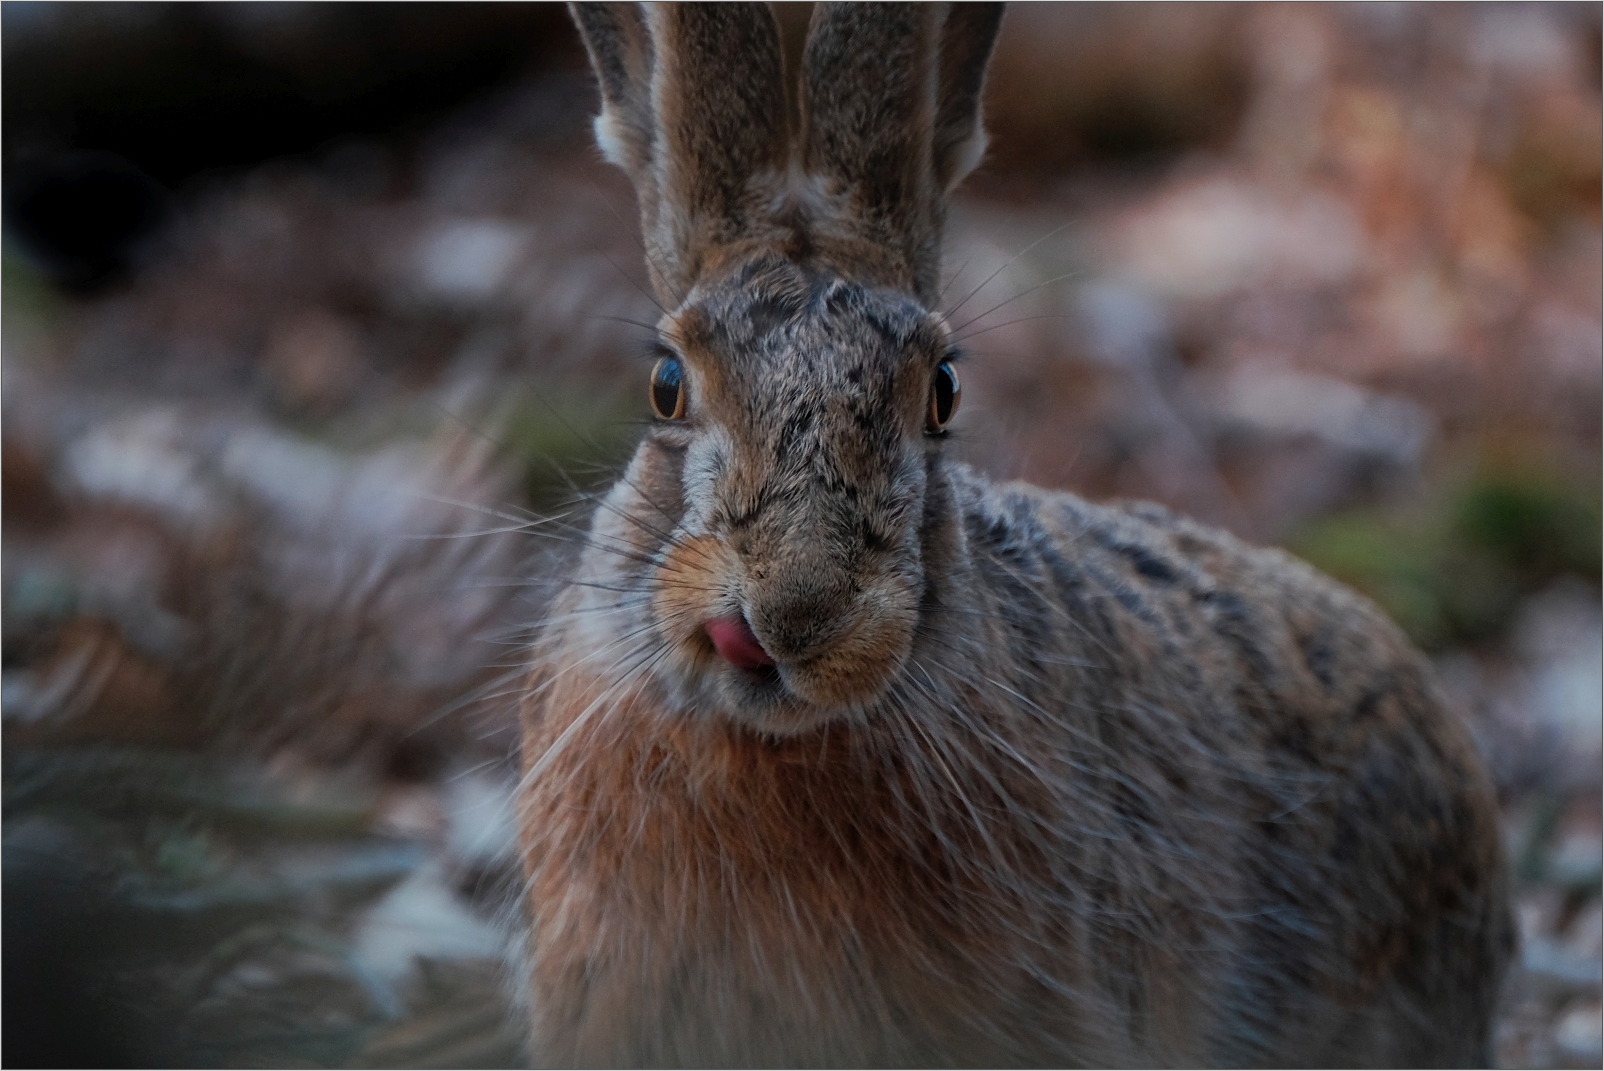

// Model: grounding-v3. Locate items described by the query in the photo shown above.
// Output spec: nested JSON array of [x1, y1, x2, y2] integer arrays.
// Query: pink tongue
[[705, 616, 776, 671]]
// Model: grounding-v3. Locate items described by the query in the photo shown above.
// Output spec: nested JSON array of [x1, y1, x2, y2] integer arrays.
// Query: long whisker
[[938, 253, 977, 303], [944, 221, 1075, 322], [950, 269, 1086, 338], [407, 496, 614, 563], [518, 621, 677, 793], [953, 313, 1075, 344], [587, 313, 664, 334], [583, 170, 685, 312]]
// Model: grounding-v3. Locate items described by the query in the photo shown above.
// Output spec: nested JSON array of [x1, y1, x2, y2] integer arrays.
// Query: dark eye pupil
[[651, 357, 684, 420], [929, 361, 959, 430]]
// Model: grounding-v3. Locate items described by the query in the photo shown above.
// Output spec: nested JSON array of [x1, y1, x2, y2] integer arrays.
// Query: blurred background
[[3, 3, 1598, 1066]]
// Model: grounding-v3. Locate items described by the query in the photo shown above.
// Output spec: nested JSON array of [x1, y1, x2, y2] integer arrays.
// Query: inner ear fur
[[570, 3, 655, 177], [570, 2, 789, 304], [934, 3, 1005, 192]]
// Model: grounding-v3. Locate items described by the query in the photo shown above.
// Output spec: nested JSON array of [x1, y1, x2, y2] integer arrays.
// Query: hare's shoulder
[[988, 476, 1501, 833], [977, 477, 1468, 754], [982, 477, 1403, 658], [1096, 494, 1430, 714]]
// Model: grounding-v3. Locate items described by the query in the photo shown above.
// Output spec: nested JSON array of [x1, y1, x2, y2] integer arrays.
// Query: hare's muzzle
[[705, 615, 777, 673]]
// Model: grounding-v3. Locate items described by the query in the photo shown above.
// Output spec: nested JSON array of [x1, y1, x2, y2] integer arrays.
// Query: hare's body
[[524, 463, 1508, 1067], [521, 4, 1511, 1066]]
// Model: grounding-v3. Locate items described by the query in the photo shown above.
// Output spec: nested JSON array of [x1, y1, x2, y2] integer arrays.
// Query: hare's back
[[979, 480, 1512, 1064]]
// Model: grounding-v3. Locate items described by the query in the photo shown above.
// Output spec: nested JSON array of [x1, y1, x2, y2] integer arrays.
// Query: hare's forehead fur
[[660, 254, 947, 530]]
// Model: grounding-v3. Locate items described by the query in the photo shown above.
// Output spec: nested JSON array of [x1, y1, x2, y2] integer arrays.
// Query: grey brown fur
[[521, 4, 1513, 1066]]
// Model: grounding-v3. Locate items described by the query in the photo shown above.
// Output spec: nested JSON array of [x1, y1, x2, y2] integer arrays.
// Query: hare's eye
[[927, 361, 960, 432], [650, 356, 687, 420]]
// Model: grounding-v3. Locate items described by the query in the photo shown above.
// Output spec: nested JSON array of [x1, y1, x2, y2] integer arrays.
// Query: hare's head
[[572, 2, 1002, 734]]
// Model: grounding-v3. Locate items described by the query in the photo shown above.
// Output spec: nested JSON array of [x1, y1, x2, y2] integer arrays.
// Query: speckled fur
[[523, 4, 1512, 1066]]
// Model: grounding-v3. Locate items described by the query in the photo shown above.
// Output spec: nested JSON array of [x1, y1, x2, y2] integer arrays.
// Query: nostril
[[705, 615, 777, 672]]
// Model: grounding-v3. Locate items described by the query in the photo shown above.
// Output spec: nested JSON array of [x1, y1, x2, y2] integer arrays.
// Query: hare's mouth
[[703, 614, 787, 693], [704, 615, 776, 674], [680, 604, 914, 735], [653, 565, 917, 733], [679, 614, 840, 733]]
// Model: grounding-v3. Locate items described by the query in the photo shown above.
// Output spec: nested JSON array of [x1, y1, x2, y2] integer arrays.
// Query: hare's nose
[[705, 615, 776, 671]]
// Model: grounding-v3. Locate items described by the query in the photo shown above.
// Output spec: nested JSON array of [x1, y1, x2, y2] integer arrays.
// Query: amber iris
[[650, 356, 686, 420]]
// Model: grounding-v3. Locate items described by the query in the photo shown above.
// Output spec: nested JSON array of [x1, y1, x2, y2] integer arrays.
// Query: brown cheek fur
[[651, 532, 732, 651]]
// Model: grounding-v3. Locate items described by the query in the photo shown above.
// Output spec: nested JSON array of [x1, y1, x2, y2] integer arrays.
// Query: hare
[[519, 3, 1513, 1066]]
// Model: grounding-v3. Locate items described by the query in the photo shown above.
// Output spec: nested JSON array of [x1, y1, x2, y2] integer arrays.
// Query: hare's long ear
[[934, 4, 1006, 193], [570, 3, 789, 303], [800, 2, 1003, 304], [570, 3, 655, 177]]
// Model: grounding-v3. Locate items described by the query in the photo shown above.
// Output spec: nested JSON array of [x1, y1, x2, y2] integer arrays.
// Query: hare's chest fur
[[519, 631, 1205, 1067]]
